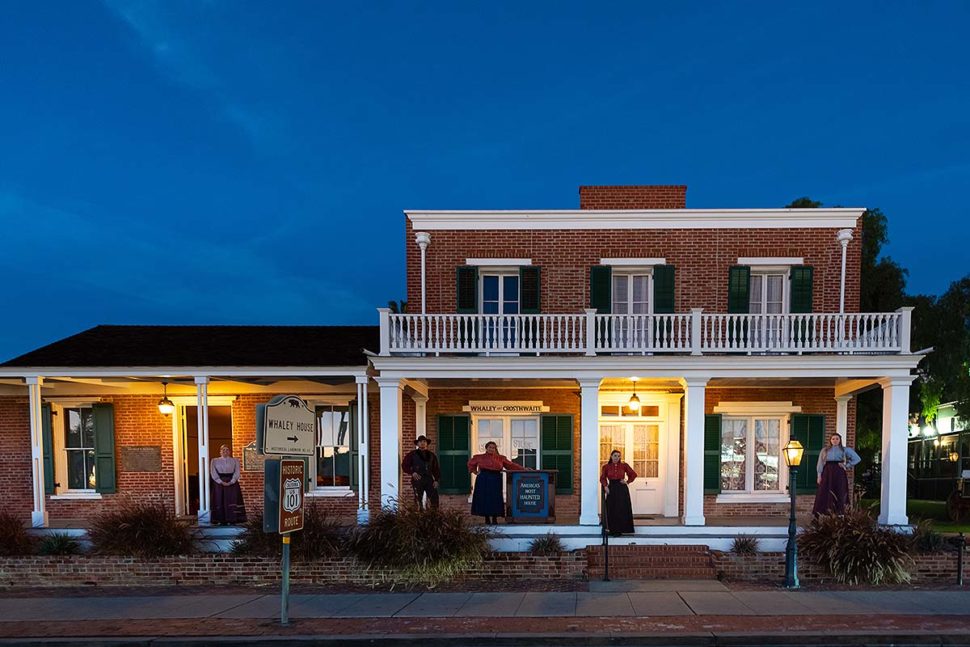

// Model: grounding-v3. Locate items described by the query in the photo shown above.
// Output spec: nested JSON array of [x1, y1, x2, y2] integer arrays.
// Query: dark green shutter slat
[[540, 414, 573, 494], [456, 266, 478, 314], [590, 266, 612, 314], [520, 266, 541, 314], [653, 265, 676, 314], [790, 266, 814, 313], [42, 404, 54, 495], [727, 266, 750, 314], [790, 414, 824, 492], [438, 415, 471, 494], [704, 414, 721, 493], [92, 403, 116, 494]]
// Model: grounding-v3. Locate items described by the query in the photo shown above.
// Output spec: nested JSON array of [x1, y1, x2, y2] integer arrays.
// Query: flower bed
[[0, 552, 586, 588]]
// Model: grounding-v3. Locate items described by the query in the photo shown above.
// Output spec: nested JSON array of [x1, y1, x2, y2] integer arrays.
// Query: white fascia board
[[369, 354, 920, 381], [405, 208, 864, 231], [600, 258, 666, 266], [737, 257, 804, 266], [466, 258, 532, 266], [0, 366, 369, 379]]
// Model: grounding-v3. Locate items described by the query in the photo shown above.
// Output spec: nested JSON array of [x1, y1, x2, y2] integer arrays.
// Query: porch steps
[[585, 544, 717, 580]]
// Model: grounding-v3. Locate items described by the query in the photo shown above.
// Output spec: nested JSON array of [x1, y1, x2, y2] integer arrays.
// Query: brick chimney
[[579, 185, 687, 209]]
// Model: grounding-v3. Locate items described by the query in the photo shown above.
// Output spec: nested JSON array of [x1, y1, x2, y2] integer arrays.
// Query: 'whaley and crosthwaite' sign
[[256, 395, 315, 456], [462, 400, 550, 414]]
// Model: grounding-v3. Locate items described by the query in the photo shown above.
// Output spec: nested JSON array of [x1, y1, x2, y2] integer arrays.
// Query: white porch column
[[878, 377, 914, 526], [835, 394, 852, 439], [413, 393, 428, 441], [682, 377, 709, 526], [579, 378, 601, 526], [195, 376, 211, 524], [356, 376, 370, 524], [27, 377, 48, 528], [377, 377, 404, 510]]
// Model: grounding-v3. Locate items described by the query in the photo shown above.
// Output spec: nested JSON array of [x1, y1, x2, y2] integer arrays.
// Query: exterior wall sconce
[[157, 381, 175, 415]]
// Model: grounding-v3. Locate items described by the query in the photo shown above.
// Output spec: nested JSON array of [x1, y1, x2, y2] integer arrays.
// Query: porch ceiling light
[[157, 381, 175, 416], [783, 439, 804, 468], [628, 377, 641, 413]]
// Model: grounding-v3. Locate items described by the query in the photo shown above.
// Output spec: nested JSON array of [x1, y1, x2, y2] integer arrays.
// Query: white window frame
[[469, 414, 541, 504], [51, 403, 98, 496], [748, 266, 790, 315], [610, 269, 654, 316], [309, 402, 356, 497], [714, 403, 795, 503], [479, 269, 521, 315]]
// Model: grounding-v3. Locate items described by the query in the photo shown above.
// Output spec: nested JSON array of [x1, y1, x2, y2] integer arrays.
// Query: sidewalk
[[1, 581, 969, 645]]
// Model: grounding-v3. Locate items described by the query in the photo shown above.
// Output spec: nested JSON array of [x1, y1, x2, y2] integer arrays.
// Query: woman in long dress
[[812, 433, 861, 516], [467, 441, 526, 524], [601, 450, 637, 536], [210, 444, 247, 525]]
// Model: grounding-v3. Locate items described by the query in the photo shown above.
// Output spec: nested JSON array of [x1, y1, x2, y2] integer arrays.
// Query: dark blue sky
[[1, 1, 968, 361]]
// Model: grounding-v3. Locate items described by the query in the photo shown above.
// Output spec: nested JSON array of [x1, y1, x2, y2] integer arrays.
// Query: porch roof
[[1, 324, 379, 370]]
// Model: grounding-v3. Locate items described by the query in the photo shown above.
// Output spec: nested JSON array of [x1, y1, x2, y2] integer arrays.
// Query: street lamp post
[[783, 439, 805, 589]]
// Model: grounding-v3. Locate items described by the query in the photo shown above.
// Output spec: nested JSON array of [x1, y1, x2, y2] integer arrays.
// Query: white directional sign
[[257, 395, 315, 456]]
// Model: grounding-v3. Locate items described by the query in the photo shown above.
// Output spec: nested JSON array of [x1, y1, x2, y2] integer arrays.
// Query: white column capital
[[375, 377, 405, 390], [680, 376, 710, 389], [411, 393, 429, 405], [835, 394, 853, 404], [355, 375, 369, 385], [24, 376, 43, 386], [878, 376, 916, 388], [578, 378, 602, 390], [194, 376, 210, 385]]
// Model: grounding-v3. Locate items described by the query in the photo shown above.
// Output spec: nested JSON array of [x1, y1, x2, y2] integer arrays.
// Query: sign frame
[[256, 395, 316, 457], [505, 470, 557, 524], [263, 458, 306, 534]]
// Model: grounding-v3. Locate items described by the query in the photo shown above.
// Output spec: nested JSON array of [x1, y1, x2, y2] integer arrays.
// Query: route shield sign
[[263, 458, 306, 534], [256, 395, 315, 456]]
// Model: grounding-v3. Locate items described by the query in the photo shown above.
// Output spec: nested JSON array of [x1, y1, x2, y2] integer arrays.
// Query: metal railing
[[378, 307, 913, 357]]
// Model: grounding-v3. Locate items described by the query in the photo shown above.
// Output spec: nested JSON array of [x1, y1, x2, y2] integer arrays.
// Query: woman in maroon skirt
[[210, 444, 247, 525], [601, 450, 637, 536], [812, 433, 861, 516]]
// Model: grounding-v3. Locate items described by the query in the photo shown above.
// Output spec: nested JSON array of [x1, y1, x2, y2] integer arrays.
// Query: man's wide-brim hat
[[415, 435, 431, 444]]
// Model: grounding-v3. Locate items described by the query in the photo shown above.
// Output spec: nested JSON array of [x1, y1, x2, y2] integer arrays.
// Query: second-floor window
[[749, 272, 786, 314], [481, 273, 519, 315], [612, 273, 652, 315]]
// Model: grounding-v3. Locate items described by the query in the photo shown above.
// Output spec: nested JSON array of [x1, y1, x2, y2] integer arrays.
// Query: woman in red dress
[[601, 450, 637, 536], [468, 441, 527, 524]]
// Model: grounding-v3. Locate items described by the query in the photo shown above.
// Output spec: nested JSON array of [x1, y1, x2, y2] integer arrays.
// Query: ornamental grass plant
[[345, 502, 492, 586], [37, 533, 83, 556], [232, 505, 344, 561], [798, 507, 913, 585], [0, 511, 33, 556], [528, 532, 565, 556], [88, 502, 194, 557], [730, 534, 760, 555]]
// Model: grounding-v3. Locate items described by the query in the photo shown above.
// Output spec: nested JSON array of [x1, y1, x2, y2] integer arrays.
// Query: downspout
[[837, 228, 854, 315], [415, 232, 431, 315]]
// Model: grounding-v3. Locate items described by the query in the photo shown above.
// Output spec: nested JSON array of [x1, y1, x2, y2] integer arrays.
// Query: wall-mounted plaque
[[121, 446, 162, 472], [243, 441, 265, 472]]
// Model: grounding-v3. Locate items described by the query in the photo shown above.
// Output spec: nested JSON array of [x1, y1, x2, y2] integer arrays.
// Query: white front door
[[599, 420, 664, 515]]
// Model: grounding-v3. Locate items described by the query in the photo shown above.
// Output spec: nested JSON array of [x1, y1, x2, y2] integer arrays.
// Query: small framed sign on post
[[506, 470, 557, 524]]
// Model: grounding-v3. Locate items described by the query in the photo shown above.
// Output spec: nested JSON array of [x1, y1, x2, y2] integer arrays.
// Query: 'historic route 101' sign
[[256, 395, 315, 456], [263, 459, 305, 534]]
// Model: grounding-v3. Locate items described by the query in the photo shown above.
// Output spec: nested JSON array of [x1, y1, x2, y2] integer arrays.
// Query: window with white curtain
[[720, 416, 784, 493]]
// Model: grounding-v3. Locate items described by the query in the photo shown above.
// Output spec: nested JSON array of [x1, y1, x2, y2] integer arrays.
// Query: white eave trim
[[405, 208, 864, 231], [466, 258, 532, 267], [600, 258, 666, 267], [0, 366, 370, 379], [737, 257, 804, 266]]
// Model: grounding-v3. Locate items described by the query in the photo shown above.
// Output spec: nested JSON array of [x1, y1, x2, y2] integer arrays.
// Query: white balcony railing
[[378, 308, 913, 357]]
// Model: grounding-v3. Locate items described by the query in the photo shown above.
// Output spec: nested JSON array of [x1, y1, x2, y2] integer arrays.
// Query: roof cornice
[[405, 208, 864, 231]]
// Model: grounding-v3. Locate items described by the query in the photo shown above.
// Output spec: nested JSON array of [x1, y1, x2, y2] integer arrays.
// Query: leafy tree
[[387, 300, 408, 314]]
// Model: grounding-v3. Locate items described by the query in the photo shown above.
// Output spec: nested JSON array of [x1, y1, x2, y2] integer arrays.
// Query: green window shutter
[[438, 415, 471, 494], [653, 265, 676, 314], [790, 266, 814, 313], [520, 266, 541, 314], [727, 266, 751, 314], [790, 414, 825, 492], [704, 414, 722, 493], [349, 403, 359, 489], [456, 266, 478, 314], [590, 266, 612, 314], [540, 415, 573, 494], [92, 403, 116, 494], [42, 404, 55, 495]]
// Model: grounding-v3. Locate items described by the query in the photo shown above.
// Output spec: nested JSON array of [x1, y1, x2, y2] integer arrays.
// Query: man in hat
[[402, 435, 440, 510]]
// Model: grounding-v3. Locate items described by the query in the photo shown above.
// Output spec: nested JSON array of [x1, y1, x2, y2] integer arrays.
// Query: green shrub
[[89, 502, 194, 557], [0, 512, 33, 556], [232, 505, 344, 561], [731, 534, 760, 555], [798, 508, 912, 585], [37, 533, 83, 556], [345, 503, 492, 586], [529, 533, 565, 556], [910, 518, 946, 554]]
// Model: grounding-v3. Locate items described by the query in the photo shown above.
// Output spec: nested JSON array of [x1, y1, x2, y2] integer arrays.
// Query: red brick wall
[[405, 221, 863, 316], [424, 388, 582, 519], [0, 397, 33, 522], [579, 185, 687, 210], [713, 550, 962, 584]]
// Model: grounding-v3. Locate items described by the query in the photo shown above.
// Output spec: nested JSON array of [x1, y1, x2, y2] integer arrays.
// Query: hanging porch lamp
[[157, 381, 175, 415], [627, 377, 641, 413]]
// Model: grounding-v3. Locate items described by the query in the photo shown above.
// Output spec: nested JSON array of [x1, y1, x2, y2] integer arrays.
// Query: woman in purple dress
[[210, 444, 247, 525], [812, 433, 861, 516]]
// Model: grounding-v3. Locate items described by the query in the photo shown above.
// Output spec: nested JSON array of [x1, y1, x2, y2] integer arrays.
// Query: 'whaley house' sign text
[[256, 395, 316, 456]]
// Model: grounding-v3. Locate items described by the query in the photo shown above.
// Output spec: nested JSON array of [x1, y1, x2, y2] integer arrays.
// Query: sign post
[[259, 395, 314, 627]]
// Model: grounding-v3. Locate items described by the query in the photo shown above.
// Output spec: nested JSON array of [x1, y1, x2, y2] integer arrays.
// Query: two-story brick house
[[0, 185, 920, 551]]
